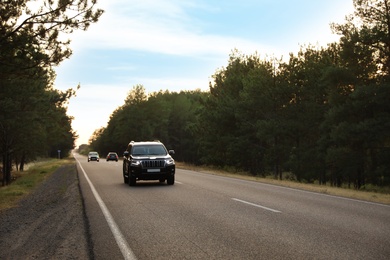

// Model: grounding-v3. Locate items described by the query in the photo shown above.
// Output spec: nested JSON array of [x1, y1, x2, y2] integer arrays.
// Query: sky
[[54, 0, 355, 147]]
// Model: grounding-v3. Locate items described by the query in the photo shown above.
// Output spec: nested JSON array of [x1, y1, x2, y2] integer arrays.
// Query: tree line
[[90, 0, 390, 189], [0, 0, 103, 185]]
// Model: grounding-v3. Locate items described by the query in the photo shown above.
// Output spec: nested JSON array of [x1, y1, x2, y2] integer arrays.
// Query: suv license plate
[[147, 169, 160, 173]]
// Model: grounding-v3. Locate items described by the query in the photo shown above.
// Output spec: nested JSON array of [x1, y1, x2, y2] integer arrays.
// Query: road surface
[[75, 153, 390, 260]]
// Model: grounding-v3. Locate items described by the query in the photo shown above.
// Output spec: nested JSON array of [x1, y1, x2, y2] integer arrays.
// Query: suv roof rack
[[129, 140, 161, 145]]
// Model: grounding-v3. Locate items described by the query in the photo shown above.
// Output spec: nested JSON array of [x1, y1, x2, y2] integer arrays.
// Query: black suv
[[123, 141, 175, 186]]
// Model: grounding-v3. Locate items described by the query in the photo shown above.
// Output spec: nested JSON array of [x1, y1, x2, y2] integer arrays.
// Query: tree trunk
[[2, 152, 12, 186], [20, 152, 26, 171]]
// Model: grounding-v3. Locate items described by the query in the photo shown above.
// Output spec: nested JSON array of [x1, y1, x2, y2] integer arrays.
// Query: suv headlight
[[165, 158, 175, 165], [131, 160, 141, 166]]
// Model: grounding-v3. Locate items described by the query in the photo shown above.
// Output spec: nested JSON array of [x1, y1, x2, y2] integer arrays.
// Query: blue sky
[[54, 0, 355, 147]]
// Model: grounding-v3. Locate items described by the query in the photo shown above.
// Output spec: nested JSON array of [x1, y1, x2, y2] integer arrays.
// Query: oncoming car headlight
[[165, 158, 175, 165], [131, 160, 141, 166]]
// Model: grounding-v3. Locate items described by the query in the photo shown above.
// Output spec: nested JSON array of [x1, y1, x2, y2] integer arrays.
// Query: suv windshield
[[132, 145, 167, 156]]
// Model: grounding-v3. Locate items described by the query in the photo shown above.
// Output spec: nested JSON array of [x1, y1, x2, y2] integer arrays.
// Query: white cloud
[[124, 76, 210, 93], [107, 65, 137, 71], [69, 0, 277, 58]]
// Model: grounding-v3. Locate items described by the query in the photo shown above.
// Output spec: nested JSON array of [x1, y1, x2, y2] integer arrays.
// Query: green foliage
[[331, 0, 390, 80], [0, 0, 103, 185], [0, 0, 104, 77], [322, 83, 390, 188], [90, 86, 207, 163]]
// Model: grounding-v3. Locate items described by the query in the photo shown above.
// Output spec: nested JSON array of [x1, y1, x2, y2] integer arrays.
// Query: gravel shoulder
[[0, 164, 92, 260]]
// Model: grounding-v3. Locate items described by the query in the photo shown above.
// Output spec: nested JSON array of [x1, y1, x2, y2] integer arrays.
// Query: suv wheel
[[129, 175, 136, 186], [123, 162, 129, 184], [167, 175, 175, 185]]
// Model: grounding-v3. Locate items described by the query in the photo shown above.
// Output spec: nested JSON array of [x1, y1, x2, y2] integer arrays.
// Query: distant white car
[[88, 152, 100, 162]]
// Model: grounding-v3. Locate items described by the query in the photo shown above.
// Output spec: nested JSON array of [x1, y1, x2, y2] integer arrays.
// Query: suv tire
[[167, 175, 175, 185], [129, 175, 136, 186], [123, 162, 129, 183]]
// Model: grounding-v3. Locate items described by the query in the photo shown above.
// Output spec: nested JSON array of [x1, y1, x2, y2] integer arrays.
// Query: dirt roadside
[[0, 164, 93, 260]]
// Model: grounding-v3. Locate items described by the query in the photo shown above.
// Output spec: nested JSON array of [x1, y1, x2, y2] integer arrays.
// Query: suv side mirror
[[123, 151, 130, 157], [168, 150, 175, 155]]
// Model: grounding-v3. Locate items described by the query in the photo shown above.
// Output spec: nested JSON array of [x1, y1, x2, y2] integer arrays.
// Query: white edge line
[[232, 198, 281, 213], [76, 157, 137, 260]]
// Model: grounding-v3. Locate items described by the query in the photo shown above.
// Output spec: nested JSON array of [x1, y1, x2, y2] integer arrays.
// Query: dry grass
[[176, 162, 390, 205], [0, 158, 74, 211]]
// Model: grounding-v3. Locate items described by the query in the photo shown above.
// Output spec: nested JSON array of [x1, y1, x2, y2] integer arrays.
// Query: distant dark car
[[123, 140, 175, 186], [106, 152, 118, 162], [88, 152, 99, 162]]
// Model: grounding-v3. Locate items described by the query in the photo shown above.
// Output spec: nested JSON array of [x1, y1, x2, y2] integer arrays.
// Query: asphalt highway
[[74, 153, 390, 260]]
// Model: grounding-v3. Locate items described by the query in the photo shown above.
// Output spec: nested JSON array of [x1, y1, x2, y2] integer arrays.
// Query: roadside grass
[[176, 162, 390, 205], [0, 158, 74, 211]]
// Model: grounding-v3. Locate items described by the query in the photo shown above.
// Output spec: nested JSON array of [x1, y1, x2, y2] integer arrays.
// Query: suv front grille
[[141, 160, 165, 168]]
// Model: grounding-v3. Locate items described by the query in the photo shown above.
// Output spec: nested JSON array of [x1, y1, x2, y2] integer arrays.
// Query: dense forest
[[0, 0, 103, 185], [90, 0, 390, 189]]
